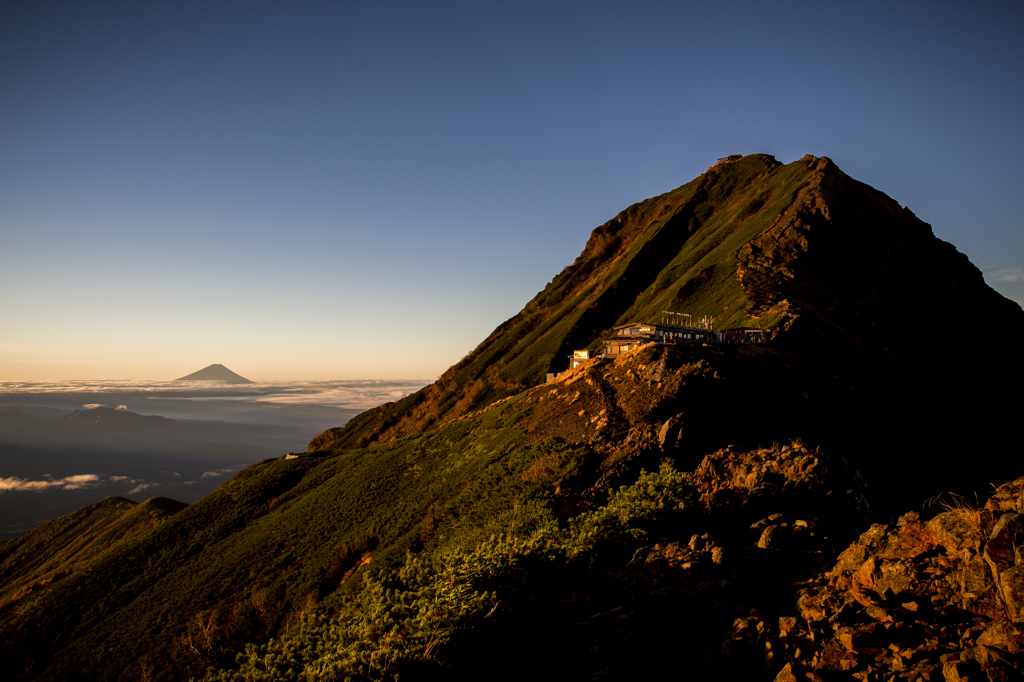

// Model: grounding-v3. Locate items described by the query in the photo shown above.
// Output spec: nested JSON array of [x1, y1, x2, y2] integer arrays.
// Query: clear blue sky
[[2, 0, 1022, 381]]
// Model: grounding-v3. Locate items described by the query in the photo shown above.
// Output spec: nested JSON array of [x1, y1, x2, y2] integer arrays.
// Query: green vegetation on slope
[[565, 154, 808, 346], [0, 496, 186, 609], [0, 394, 602, 682], [207, 464, 698, 682], [487, 154, 808, 386], [0, 359, 713, 682]]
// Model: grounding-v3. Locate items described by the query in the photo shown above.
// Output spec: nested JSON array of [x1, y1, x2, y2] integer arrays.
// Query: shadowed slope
[[312, 154, 808, 449]]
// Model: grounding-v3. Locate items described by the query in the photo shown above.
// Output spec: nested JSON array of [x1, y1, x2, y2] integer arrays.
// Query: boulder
[[999, 564, 1024, 622], [984, 513, 1023, 573], [927, 510, 981, 553]]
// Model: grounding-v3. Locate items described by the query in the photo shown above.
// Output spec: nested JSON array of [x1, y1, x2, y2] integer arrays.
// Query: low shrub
[[210, 530, 562, 682], [567, 463, 699, 556]]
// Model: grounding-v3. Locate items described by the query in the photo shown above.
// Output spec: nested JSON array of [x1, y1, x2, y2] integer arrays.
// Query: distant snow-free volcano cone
[[175, 364, 253, 384]]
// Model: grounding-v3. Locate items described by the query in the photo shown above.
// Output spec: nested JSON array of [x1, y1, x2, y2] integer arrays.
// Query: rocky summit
[[1, 155, 1022, 682], [312, 155, 1021, 459]]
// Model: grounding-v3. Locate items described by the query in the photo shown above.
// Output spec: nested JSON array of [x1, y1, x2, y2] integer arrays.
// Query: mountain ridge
[[309, 154, 1022, 452], [0, 405, 301, 459]]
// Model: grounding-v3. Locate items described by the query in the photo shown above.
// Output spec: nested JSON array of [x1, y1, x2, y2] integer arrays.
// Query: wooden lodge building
[[549, 322, 767, 381], [603, 322, 720, 357]]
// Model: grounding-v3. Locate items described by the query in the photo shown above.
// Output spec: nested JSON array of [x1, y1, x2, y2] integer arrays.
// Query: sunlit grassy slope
[[316, 155, 812, 450], [468, 155, 806, 386]]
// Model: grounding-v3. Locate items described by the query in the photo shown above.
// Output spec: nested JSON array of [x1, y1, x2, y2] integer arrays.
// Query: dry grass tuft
[[926, 491, 986, 548], [930, 490, 982, 520]]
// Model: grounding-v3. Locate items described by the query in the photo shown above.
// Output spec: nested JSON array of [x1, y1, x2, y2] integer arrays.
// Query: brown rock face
[[499, 460, 1024, 681], [985, 513, 1023, 573], [760, 478, 1024, 681], [527, 440, 874, 681]]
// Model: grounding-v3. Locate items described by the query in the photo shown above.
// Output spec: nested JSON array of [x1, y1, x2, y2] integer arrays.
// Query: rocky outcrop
[[539, 443, 1024, 681], [734, 478, 1024, 681], [692, 442, 871, 535], [447, 440, 877, 682]]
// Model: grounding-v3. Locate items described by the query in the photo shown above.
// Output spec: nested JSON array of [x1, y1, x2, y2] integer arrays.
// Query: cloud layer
[[0, 470, 238, 495], [0, 474, 100, 492], [0, 379, 429, 410]]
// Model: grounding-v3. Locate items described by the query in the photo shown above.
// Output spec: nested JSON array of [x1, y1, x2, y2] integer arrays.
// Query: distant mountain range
[[175, 364, 252, 383], [3, 155, 1023, 682], [0, 402, 359, 541], [0, 405, 293, 458]]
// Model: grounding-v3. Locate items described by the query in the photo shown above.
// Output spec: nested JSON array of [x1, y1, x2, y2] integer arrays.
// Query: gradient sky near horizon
[[2, 1, 1022, 382]]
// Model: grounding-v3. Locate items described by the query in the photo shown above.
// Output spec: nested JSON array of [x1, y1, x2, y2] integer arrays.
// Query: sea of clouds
[[0, 378, 431, 410], [0, 474, 102, 492], [0, 379, 431, 531]]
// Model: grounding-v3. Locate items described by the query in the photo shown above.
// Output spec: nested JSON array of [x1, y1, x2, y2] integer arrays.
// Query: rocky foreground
[[633, 443, 1024, 682], [775, 478, 1024, 681]]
